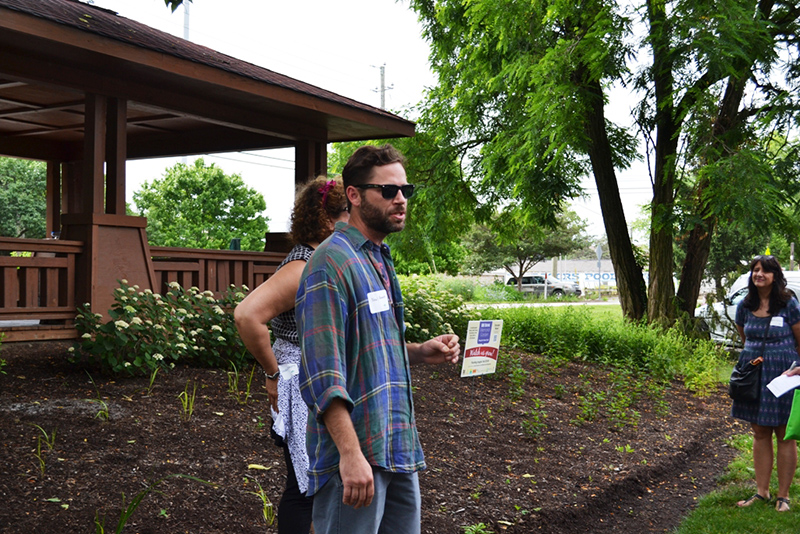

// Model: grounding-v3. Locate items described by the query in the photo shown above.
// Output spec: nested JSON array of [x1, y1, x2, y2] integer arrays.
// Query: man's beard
[[359, 192, 405, 235]]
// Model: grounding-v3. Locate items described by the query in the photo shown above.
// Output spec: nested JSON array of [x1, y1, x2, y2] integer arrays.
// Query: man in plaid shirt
[[296, 144, 460, 534]]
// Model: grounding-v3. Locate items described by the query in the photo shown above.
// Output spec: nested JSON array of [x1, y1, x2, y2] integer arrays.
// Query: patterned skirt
[[271, 338, 310, 494]]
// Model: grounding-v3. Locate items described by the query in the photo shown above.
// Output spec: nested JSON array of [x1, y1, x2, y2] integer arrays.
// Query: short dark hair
[[341, 144, 406, 188]]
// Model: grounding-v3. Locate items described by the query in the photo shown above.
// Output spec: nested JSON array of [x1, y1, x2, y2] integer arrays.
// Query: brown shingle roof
[[0, 0, 407, 122]]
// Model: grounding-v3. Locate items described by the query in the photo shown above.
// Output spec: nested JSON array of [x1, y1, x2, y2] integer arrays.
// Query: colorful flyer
[[460, 319, 503, 377]]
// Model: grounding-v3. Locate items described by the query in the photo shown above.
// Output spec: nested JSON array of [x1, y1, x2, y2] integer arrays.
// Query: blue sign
[[477, 321, 493, 344]]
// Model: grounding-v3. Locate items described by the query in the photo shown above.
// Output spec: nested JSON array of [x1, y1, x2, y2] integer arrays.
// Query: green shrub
[[479, 305, 727, 395], [473, 280, 525, 302], [399, 275, 470, 343], [71, 280, 249, 376]]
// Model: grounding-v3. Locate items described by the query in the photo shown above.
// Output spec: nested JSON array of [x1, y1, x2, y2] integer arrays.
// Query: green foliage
[[462, 209, 591, 280], [71, 280, 250, 376], [520, 398, 548, 438], [0, 157, 46, 239], [481, 305, 727, 395], [133, 159, 269, 251], [330, 136, 474, 276], [462, 524, 493, 534], [473, 280, 526, 303], [398, 275, 470, 343], [163, 0, 189, 12], [95, 473, 212, 534]]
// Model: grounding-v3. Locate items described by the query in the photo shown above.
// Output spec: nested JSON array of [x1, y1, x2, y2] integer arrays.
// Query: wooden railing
[[0, 237, 83, 342], [0, 239, 286, 343], [150, 246, 285, 297]]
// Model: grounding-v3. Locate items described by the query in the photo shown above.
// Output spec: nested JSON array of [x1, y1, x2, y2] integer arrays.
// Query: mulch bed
[[0, 341, 743, 533]]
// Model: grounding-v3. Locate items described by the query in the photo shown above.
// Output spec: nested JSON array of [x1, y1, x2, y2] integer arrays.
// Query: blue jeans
[[312, 468, 421, 534]]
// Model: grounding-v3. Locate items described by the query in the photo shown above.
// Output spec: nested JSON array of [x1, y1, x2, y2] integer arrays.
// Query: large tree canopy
[[133, 159, 269, 251], [0, 157, 46, 239], [411, 0, 800, 324]]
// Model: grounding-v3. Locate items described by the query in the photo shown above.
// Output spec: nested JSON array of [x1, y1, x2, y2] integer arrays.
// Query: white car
[[696, 271, 800, 345], [506, 275, 581, 298]]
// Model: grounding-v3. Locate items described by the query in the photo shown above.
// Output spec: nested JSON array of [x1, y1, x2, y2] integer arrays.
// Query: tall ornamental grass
[[479, 305, 728, 395]]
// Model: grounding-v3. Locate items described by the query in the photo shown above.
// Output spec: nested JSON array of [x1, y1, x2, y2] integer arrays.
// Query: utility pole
[[372, 64, 393, 109], [183, 1, 190, 40]]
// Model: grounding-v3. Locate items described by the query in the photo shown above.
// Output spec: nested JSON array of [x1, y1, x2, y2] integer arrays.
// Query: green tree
[[163, 0, 189, 12], [462, 208, 591, 287], [0, 157, 46, 239], [133, 159, 269, 251], [412, 0, 800, 325], [412, 0, 647, 319], [329, 135, 474, 275]]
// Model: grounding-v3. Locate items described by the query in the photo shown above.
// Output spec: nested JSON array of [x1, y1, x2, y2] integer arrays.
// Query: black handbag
[[728, 319, 771, 402]]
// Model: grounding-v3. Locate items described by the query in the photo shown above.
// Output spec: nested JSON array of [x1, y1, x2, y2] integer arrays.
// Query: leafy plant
[[85, 373, 110, 421], [71, 280, 251, 376], [520, 398, 547, 437], [29, 424, 56, 475], [398, 275, 470, 343], [145, 367, 159, 396], [227, 363, 257, 405], [245, 477, 275, 526], [94, 473, 213, 534], [178, 380, 197, 422], [0, 358, 6, 375], [462, 523, 493, 534]]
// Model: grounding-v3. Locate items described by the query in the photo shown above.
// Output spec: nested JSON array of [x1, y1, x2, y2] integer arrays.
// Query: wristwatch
[[265, 370, 280, 380]]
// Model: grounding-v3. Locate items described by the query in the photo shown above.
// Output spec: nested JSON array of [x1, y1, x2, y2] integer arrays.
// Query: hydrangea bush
[[398, 275, 471, 343], [70, 280, 249, 376]]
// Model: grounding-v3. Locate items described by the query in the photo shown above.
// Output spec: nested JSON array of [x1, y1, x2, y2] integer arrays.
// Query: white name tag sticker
[[367, 289, 391, 314], [771, 316, 785, 328]]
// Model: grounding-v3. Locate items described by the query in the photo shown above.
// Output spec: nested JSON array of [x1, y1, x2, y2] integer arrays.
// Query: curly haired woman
[[235, 176, 348, 533]]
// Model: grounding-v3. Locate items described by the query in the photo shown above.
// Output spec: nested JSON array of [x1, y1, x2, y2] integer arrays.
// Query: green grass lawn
[[676, 433, 800, 533]]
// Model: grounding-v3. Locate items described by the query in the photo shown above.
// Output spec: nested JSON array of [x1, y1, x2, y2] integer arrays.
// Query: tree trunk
[[583, 78, 647, 321], [647, 0, 679, 326], [676, 74, 748, 315]]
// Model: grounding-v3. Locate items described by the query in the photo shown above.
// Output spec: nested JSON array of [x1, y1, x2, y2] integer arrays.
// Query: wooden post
[[45, 162, 61, 238], [295, 140, 327, 187], [82, 93, 106, 215], [105, 98, 127, 215]]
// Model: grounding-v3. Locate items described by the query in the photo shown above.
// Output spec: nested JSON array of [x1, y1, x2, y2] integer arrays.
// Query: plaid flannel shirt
[[296, 222, 424, 496]]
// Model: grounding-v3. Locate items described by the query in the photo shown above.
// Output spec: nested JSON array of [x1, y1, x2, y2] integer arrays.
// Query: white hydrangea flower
[[115, 320, 130, 329], [152, 353, 164, 361], [211, 325, 223, 332], [124, 305, 136, 313], [176, 343, 187, 350], [120, 279, 128, 285], [217, 336, 225, 342], [68, 346, 75, 353], [206, 297, 216, 303], [119, 296, 128, 302], [124, 362, 131, 367], [177, 308, 187, 315], [213, 306, 224, 315], [203, 290, 214, 297], [242, 284, 249, 292], [144, 289, 153, 295], [127, 287, 136, 293], [168, 281, 181, 289], [131, 317, 143, 326], [82, 333, 92, 339]]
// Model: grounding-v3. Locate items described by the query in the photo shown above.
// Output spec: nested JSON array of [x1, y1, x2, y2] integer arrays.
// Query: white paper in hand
[[766, 374, 800, 398]]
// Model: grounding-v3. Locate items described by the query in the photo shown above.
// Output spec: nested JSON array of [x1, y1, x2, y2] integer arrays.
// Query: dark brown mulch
[[0, 341, 741, 533]]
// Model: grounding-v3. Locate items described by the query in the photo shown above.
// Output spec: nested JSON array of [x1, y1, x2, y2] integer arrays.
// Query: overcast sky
[[89, 0, 651, 240]]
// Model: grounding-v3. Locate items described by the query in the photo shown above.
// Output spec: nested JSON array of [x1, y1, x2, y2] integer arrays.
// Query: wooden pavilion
[[0, 0, 415, 342]]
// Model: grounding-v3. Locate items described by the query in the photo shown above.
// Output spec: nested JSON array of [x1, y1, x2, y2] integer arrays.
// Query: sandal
[[776, 497, 791, 512], [736, 493, 770, 507]]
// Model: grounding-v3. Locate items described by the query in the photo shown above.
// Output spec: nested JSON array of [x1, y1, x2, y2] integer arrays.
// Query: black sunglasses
[[354, 183, 416, 199]]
